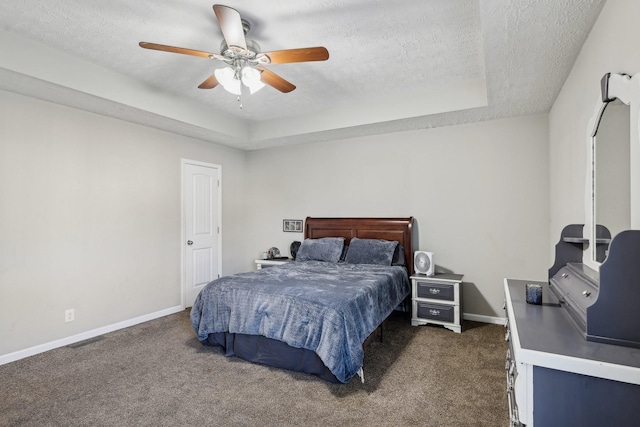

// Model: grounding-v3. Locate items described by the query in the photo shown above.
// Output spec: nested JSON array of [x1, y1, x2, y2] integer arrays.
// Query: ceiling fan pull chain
[[235, 61, 244, 109]]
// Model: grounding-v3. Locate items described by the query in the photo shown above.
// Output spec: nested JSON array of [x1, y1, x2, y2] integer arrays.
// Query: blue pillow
[[344, 238, 398, 266], [295, 237, 345, 263]]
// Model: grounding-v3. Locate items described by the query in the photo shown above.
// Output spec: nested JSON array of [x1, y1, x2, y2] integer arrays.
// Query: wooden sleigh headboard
[[304, 217, 415, 274]]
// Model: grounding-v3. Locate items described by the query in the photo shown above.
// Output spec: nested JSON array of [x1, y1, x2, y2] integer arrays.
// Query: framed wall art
[[283, 219, 303, 232]]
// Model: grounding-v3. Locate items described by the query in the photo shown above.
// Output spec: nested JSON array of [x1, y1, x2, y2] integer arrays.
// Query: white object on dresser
[[410, 273, 463, 333], [254, 259, 293, 269]]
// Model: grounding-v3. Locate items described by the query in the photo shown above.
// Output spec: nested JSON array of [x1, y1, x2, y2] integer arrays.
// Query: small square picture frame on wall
[[283, 219, 303, 232]]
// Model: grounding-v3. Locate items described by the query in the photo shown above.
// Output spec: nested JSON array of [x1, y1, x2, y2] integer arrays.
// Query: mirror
[[587, 73, 640, 267], [593, 100, 630, 261]]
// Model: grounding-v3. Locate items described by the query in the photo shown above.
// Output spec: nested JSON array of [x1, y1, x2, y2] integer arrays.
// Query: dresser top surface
[[505, 278, 640, 370]]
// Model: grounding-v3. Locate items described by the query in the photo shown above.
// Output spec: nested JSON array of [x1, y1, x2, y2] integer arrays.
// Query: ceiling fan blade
[[259, 47, 329, 65], [257, 67, 296, 93], [213, 4, 247, 51], [198, 74, 219, 89], [139, 42, 225, 60]]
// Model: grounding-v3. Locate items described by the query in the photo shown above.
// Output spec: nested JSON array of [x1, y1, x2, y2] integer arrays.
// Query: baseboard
[[0, 305, 184, 366], [2, 307, 505, 366], [463, 313, 506, 325]]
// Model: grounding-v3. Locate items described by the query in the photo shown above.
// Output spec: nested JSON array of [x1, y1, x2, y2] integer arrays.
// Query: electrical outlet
[[65, 309, 75, 323]]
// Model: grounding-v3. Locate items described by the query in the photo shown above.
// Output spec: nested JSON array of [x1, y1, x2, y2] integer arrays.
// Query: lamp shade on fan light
[[414, 251, 434, 276]]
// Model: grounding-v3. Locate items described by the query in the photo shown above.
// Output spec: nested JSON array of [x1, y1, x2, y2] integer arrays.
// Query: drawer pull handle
[[429, 309, 441, 316], [429, 288, 441, 294], [582, 290, 591, 297]]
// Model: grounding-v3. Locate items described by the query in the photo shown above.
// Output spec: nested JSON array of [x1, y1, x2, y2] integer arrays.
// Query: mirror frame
[[585, 72, 640, 269]]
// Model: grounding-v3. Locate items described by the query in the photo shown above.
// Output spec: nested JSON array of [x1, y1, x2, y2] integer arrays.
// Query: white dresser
[[503, 278, 640, 426]]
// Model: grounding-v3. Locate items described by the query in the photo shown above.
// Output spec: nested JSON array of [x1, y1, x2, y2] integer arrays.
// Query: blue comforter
[[190, 261, 410, 383]]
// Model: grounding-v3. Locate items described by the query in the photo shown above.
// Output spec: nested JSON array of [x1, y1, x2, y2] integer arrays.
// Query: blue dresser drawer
[[416, 302, 455, 323], [416, 282, 455, 301]]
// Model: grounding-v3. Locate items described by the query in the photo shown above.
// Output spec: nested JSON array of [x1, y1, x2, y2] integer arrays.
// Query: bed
[[190, 217, 414, 383]]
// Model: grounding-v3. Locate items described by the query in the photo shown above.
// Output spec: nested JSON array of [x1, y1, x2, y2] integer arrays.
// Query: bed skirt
[[205, 332, 340, 383]]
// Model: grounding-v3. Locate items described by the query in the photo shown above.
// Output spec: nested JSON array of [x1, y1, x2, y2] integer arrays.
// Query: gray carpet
[[1, 310, 508, 426]]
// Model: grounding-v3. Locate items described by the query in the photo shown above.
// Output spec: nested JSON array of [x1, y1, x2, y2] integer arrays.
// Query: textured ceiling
[[0, 0, 604, 150]]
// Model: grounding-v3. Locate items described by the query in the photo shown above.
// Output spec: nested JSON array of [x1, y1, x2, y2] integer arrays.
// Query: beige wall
[[0, 90, 247, 356], [245, 115, 550, 318], [549, 0, 640, 257]]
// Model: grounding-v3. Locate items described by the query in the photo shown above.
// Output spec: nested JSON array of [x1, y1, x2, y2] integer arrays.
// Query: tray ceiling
[[0, 0, 604, 150]]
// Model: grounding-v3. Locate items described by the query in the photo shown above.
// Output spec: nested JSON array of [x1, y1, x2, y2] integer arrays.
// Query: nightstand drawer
[[416, 282, 455, 301], [416, 302, 455, 323]]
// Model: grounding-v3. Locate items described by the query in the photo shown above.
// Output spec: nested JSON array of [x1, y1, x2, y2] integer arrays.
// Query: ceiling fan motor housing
[[220, 39, 261, 59]]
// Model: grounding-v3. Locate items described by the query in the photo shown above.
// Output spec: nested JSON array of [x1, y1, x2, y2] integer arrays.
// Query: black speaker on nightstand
[[290, 241, 301, 260]]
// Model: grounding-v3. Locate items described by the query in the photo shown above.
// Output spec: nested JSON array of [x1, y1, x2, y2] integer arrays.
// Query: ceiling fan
[[139, 4, 329, 105]]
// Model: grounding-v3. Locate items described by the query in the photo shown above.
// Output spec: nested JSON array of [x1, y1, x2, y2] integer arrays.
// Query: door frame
[[181, 159, 222, 308]]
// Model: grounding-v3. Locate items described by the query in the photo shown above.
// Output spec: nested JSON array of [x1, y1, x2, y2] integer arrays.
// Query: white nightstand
[[254, 258, 293, 269], [410, 273, 464, 333]]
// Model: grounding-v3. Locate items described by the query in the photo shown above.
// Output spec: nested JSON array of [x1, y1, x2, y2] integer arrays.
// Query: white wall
[[549, 0, 640, 256], [0, 90, 247, 357], [15, 0, 633, 355], [245, 115, 550, 318]]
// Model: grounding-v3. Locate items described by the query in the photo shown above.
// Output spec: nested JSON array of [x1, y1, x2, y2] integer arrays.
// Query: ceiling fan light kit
[[215, 37, 266, 95], [139, 4, 329, 108], [213, 63, 265, 95], [240, 67, 265, 94]]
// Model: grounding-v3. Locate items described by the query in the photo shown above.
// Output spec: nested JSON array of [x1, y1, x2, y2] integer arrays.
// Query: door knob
[[187, 240, 193, 245]]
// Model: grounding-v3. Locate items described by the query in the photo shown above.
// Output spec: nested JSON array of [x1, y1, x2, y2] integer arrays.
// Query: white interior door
[[183, 160, 221, 307]]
